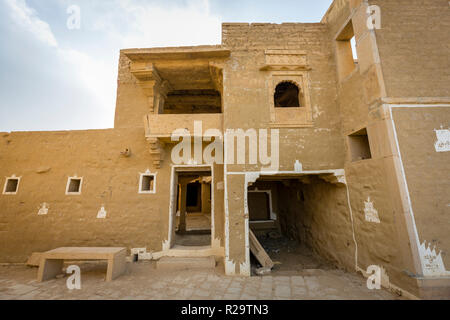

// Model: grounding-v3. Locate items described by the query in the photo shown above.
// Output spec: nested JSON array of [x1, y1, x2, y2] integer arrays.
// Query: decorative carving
[[209, 63, 224, 95], [147, 137, 165, 169], [130, 62, 172, 113], [261, 50, 310, 71], [130, 62, 162, 82]]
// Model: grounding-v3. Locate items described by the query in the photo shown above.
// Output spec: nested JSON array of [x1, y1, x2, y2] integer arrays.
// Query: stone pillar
[[225, 174, 250, 276], [178, 182, 187, 233], [201, 183, 211, 214]]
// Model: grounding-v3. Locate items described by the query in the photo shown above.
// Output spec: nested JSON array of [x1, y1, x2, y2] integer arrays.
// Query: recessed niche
[[139, 171, 156, 194], [3, 177, 20, 195], [163, 89, 222, 114], [348, 128, 372, 162], [66, 177, 83, 195], [336, 20, 358, 81], [274, 81, 301, 108], [269, 73, 313, 127]]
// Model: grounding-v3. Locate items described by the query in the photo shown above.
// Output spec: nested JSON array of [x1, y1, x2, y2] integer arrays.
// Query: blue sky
[[0, 0, 333, 132]]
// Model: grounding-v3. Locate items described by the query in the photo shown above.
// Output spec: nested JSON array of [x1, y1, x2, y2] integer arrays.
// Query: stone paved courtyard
[[0, 261, 401, 300]]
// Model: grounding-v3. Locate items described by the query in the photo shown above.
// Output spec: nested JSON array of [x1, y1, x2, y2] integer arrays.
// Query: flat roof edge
[[122, 45, 230, 61]]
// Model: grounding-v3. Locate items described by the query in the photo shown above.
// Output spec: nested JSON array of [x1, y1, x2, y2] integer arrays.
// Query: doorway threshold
[[152, 245, 224, 260]]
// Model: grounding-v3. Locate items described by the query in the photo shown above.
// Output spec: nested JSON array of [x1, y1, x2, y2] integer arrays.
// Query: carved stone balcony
[[144, 113, 223, 168]]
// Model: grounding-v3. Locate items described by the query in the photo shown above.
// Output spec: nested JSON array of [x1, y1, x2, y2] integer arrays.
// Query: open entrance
[[248, 175, 349, 275], [162, 89, 222, 114], [173, 168, 212, 247]]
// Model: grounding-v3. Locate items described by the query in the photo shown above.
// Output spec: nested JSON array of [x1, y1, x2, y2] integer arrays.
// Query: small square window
[[66, 177, 83, 195], [3, 176, 20, 195], [348, 128, 372, 162], [139, 171, 156, 194], [142, 176, 154, 192]]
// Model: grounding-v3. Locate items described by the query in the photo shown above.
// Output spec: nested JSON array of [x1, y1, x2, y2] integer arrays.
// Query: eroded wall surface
[[392, 107, 450, 272], [221, 22, 349, 276], [0, 129, 167, 262], [0, 130, 227, 262], [277, 178, 356, 271], [323, 0, 427, 297], [222, 22, 345, 172], [370, 0, 450, 98]]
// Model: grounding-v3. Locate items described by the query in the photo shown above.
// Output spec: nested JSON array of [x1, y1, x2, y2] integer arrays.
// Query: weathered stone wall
[[221, 22, 348, 276], [366, 1, 450, 288], [0, 129, 165, 262], [370, 0, 450, 98], [1, 0, 448, 299], [323, 0, 424, 297], [114, 52, 148, 129], [278, 178, 356, 271], [0, 129, 226, 262], [222, 23, 346, 172], [392, 107, 450, 268]]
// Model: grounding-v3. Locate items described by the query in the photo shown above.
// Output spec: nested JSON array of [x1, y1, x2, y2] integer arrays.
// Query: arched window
[[274, 81, 301, 108]]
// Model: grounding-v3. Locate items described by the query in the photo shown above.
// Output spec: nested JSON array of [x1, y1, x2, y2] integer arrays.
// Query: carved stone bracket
[[130, 62, 172, 113], [209, 62, 224, 95], [146, 137, 165, 169]]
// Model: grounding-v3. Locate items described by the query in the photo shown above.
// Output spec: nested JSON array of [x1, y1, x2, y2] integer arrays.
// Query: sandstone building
[[0, 0, 449, 299]]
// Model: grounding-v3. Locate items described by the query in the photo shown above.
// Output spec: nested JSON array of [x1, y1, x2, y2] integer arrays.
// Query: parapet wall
[[222, 22, 327, 50]]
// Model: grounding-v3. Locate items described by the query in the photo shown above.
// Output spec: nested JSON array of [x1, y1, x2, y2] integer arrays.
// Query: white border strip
[[223, 133, 235, 274], [167, 164, 214, 250], [2, 175, 21, 195], [389, 104, 450, 276], [344, 176, 359, 271], [387, 104, 450, 108], [65, 176, 83, 195], [138, 169, 157, 194], [227, 169, 345, 176]]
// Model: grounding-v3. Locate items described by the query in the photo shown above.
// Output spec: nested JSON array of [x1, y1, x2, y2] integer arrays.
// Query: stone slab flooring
[[0, 261, 401, 300]]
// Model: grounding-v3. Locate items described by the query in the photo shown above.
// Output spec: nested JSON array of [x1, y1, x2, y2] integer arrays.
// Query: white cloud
[[57, 47, 117, 112], [58, 0, 223, 112], [2, 0, 223, 130], [4, 0, 58, 47], [93, 0, 222, 48], [4, 0, 116, 112]]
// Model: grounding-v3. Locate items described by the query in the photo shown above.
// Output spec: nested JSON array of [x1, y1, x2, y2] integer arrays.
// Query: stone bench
[[37, 247, 127, 282]]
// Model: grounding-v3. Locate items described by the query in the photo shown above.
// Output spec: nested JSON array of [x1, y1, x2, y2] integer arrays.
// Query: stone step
[[156, 256, 216, 271]]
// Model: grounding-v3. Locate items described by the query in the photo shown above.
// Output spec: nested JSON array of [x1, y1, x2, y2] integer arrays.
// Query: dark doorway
[[175, 171, 212, 247], [187, 182, 201, 212], [248, 192, 271, 221]]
